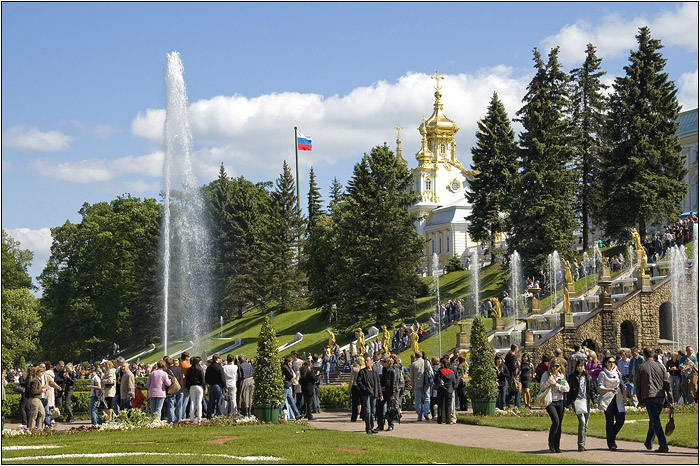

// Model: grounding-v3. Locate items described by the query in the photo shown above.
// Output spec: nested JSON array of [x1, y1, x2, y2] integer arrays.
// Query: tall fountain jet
[[161, 52, 214, 357], [471, 248, 480, 317], [510, 250, 522, 322]]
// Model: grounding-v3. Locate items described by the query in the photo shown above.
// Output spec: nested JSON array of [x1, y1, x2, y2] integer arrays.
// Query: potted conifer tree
[[465, 316, 498, 415], [253, 317, 285, 422]]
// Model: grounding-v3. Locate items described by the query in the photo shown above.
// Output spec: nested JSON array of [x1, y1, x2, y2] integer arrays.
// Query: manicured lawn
[[1, 423, 594, 464], [458, 411, 699, 449]]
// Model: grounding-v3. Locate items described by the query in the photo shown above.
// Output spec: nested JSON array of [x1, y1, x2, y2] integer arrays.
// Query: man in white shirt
[[222, 354, 238, 416]]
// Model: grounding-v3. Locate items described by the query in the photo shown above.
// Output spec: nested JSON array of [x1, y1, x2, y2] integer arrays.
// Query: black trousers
[[604, 397, 625, 448], [546, 400, 565, 449], [350, 386, 362, 421], [436, 390, 453, 424], [19, 395, 30, 425], [303, 390, 314, 419], [64, 388, 74, 421]]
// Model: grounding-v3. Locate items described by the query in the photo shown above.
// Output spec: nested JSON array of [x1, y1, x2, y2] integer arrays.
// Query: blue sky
[[2, 2, 698, 288]]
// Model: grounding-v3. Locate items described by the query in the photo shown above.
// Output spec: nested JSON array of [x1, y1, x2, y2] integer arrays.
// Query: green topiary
[[466, 316, 498, 400], [252, 317, 285, 406]]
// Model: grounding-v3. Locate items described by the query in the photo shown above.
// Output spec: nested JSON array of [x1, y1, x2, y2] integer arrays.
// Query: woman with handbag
[[567, 360, 597, 451], [539, 360, 569, 453], [101, 361, 117, 422], [598, 356, 626, 450], [495, 356, 510, 410]]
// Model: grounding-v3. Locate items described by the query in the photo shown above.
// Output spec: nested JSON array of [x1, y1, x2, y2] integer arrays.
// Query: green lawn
[[458, 411, 699, 449], [1, 423, 594, 464]]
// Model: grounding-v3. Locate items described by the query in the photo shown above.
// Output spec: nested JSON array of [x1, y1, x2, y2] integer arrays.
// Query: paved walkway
[[306, 411, 699, 464]]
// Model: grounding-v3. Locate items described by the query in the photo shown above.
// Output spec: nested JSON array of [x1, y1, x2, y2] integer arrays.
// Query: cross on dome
[[431, 70, 444, 90]]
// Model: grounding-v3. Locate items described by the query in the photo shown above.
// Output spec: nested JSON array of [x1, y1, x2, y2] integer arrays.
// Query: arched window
[[620, 321, 635, 349], [441, 144, 446, 154], [659, 302, 673, 341], [425, 178, 431, 191], [582, 339, 596, 352]]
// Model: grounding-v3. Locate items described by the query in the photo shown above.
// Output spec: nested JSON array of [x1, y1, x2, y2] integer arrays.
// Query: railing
[[125, 344, 156, 363], [207, 337, 242, 360]]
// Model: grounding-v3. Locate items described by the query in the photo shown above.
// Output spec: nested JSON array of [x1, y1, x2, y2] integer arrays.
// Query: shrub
[[466, 316, 498, 400], [445, 256, 465, 273], [252, 317, 285, 406], [318, 384, 351, 409]]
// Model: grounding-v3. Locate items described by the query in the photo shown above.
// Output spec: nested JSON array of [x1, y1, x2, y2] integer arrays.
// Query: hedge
[[5, 377, 148, 395], [2, 393, 91, 420]]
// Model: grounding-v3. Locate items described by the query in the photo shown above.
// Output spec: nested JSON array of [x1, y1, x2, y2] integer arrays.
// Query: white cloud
[[30, 158, 113, 183], [131, 67, 531, 179], [5, 227, 53, 288], [2, 125, 72, 152], [113, 151, 164, 178], [122, 180, 162, 193], [541, 3, 698, 65], [678, 70, 699, 111]]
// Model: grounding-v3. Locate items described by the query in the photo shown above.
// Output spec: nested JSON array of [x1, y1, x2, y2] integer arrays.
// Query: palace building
[[400, 72, 484, 275]]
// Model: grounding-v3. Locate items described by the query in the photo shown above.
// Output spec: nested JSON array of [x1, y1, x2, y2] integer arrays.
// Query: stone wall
[[523, 278, 671, 363]]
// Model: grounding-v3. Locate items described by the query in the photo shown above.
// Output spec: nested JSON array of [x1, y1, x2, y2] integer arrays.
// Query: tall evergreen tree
[[334, 144, 425, 327], [569, 43, 608, 250], [208, 163, 235, 317], [467, 92, 518, 264], [328, 177, 345, 212], [270, 161, 306, 313], [510, 47, 577, 275], [602, 27, 686, 240], [307, 166, 324, 233]]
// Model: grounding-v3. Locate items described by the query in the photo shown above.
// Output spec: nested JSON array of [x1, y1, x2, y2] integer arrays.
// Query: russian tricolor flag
[[297, 131, 312, 151]]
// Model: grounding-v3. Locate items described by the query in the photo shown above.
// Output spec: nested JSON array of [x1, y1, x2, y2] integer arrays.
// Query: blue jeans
[[669, 375, 681, 403], [175, 390, 188, 422], [414, 386, 430, 420], [644, 397, 668, 449], [150, 397, 165, 418], [41, 398, 50, 426], [361, 394, 376, 433], [497, 385, 508, 409], [207, 384, 222, 418], [283, 386, 300, 419], [120, 399, 132, 411], [89, 395, 103, 425], [165, 396, 176, 423]]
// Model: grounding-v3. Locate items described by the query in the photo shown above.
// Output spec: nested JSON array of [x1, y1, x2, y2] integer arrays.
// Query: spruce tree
[[270, 161, 306, 313], [510, 47, 577, 275], [307, 166, 324, 233], [334, 144, 425, 327], [467, 92, 518, 264], [569, 43, 608, 251], [602, 27, 686, 240], [209, 163, 235, 317], [328, 177, 345, 212]]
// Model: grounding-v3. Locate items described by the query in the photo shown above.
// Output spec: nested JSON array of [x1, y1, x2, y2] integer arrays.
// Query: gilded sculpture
[[355, 328, 366, 357], [409, 328, 420, 354], [326, 329, 335, 350], [490, 297, 502, 319], [380, 325, 391, 353]]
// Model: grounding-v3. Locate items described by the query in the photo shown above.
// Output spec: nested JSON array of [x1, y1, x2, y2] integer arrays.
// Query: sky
[[2, 2, 698, 290]]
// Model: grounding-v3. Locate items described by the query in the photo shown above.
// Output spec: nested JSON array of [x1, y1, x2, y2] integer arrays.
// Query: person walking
[[436, 357, 458, 424], [61, 363, 76, 422], [356, 355, 381, 434], [204, 354, 226, 419], [101, 361, 117, 422], [86, 367, 104, 426], [281, 356, 301, 420], [495, 356, 510, 410], [348, 357, 364, 422], [567, 360, 597, 451], [119, 359, 135, 412], [378, 356, 400, 431], [597, 355, 626, 451], [28, 366, 46, 429], [520, 353, 533, 409], [539, 359, 569, 453], [635, 347, 673, 453]]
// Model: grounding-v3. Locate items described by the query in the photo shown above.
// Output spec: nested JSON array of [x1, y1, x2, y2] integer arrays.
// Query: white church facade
[[401, 72, 489, 275]]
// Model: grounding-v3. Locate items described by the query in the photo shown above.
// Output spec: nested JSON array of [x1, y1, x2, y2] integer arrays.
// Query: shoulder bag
[[535, 385, 552, 408], [167, 371, 181, 395]]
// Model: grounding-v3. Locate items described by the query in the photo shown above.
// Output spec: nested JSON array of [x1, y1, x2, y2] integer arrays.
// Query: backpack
[[423, 360, 434, 388]]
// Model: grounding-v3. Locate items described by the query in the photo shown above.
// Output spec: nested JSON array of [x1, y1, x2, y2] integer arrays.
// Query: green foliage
[[569, 43, 608, 250], [467, 92, 518, 264], [110, 407, 160, 427], [1, 288, 41, 368], [306, 166, 324, 233], [318, 384, 351, 409], [270, 161, 306, 313], [38, 195, 160, 362], [302, 213, 341, 320], [509, 47, 577, 275], [1, 230, 34, 291], [253, 317, 285, 406], [2, 392, 91, 420], [602, 26, 686, 239], [328, 177, 345, 211], [466, 317, 498, 400], [444, 256, 465, 273], [331, 144, 425, 328]]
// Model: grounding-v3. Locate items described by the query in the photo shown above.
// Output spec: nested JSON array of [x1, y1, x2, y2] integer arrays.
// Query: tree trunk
[[582, 206, 590, 251], [639, 219, 647, 242]]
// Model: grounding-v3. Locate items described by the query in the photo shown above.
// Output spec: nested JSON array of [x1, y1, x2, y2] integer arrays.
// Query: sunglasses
[[606, 360, 616, 364], [551, 365, 561, 368]]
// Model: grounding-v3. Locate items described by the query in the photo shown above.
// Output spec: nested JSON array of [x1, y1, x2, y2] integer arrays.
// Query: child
[[132, 381, 147, 412]]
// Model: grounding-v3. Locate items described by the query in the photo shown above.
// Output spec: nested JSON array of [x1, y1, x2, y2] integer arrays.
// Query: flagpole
[[294, 126, 300, 212]]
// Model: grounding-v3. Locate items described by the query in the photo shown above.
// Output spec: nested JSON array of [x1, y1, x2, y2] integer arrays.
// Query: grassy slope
[[1, 423, 593, 464]]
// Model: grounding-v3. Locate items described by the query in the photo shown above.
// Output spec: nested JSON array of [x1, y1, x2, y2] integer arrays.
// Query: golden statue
[[490, 297, 502, 319], [380, 325, 391, 353], [326, 329, 336, 349], [602, 256, 609, 267], [355, 328, 366, 357], [563, 285, 571, 314], [409, 328, 420, 354], [562, 259, 573, 285], [631, 228, 649, 277]]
